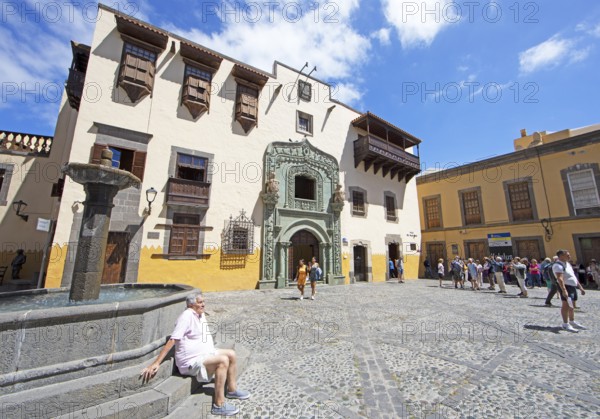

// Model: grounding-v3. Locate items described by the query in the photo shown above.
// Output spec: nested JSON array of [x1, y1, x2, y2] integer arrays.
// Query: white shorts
[[186, 350, 218, 383]]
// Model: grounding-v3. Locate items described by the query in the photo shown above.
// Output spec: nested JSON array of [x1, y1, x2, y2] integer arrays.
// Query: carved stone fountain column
[[63, 148, 140, 301]]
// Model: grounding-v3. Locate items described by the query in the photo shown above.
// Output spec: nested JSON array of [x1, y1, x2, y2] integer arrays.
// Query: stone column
[[69, 184, 120, 301], [321, 242, 331, 284], [278, 241, 291, 288]]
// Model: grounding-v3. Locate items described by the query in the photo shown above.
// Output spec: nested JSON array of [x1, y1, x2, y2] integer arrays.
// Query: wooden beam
[[364, 158, 373, 172], [373, 158, 385, 175]]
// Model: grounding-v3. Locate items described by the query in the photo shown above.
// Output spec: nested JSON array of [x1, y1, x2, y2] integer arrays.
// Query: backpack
[[543, 261, 563, 285]]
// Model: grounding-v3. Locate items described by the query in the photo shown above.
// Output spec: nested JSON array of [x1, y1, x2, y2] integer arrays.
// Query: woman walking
[[295, 259, 308, 300], [308, 257, 321, 300]]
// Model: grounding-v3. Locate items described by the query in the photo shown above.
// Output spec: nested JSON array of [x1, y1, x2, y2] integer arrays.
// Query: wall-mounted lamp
[[13, 200, 29, 222], [145, 187, 157, 214], [541, 218, 553, 241]]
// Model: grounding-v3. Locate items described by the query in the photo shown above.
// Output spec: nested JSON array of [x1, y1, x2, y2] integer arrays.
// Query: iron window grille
[[222, 210, 254, 254]]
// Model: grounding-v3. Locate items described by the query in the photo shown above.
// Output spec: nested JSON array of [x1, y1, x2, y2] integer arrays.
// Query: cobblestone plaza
[[187, 280, 600, 418]]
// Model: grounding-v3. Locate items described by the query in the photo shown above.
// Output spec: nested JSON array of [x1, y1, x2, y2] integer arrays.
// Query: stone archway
[[260, 139, 345, 288], [288, 230, 319, 281]]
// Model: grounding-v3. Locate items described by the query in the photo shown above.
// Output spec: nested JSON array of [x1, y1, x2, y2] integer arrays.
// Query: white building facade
[[46, 5, 424, 291]]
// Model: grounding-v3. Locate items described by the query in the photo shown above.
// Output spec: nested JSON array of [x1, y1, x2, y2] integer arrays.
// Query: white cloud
[[382, 0, 457, 49], [371, 28, 391, 45], [165, 1, 371, 103], [518, 35, 589, 74], [0, 1, 148, 130], [332, 82, 364, 104]]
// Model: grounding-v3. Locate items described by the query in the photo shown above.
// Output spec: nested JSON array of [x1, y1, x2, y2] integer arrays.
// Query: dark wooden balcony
[[167, 178, 210, 207], [66, 69, 85, 110], [354, 135, 421, 183]]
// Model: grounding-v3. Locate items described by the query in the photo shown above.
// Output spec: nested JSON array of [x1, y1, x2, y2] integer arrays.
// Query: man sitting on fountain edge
[[141, 291, 250, 416]]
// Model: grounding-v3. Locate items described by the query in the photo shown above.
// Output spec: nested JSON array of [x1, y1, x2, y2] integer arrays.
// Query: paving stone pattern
[[196, 280, 600, 418]]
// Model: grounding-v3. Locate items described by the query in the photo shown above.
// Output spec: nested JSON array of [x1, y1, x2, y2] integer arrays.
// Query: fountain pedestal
[[63, 148, 141, 301]]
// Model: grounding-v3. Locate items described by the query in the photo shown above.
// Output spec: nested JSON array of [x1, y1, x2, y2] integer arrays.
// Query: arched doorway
[[288, 230, 319, 281]]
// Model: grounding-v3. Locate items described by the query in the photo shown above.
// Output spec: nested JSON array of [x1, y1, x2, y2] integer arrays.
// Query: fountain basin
[[0, 284, 194, 394]]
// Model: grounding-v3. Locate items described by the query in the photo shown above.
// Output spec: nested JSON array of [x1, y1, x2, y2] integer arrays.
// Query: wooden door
[[353, 246, 367, 281], [102, 232, 129, 284], [465, 241, 487, 262], [579, 236, 600, 265]]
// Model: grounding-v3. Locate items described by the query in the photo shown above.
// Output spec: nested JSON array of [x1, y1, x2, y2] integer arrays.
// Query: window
[[177, 153, 207, 182], [235, 83, 259, 132], [296, 111, 313, 135], [118, 42, 157, 102], [385, 195, 396, 221], [182, 65, 212, 117], [90, 144, 147, 181], [169, 214, 200, 255], [352, 191, 365, 215], [109, 146, 135, 171], [298, 80, 312, 101], [295, 176, 315, 200], [568, 170, 600, 214], [51, 177, 65, 198], [232, 227, 249, 251], [0, 169, 5, 194], [461, 190, 481, 225], [508, 182, 534, 221], [424, 197, 441, 229]]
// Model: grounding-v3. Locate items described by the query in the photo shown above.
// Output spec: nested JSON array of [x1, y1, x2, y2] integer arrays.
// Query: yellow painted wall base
[[45, 244, 67, 288], [137, 246, 261, 292]]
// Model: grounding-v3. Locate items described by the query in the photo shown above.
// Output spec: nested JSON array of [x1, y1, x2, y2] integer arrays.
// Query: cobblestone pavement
[[202, 280, 600, 418]]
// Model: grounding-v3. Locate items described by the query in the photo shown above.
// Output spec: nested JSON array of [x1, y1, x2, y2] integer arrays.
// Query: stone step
[[55, 375, 202, 419], [167, 343, 251, 418], [0, 359, 174, 418]]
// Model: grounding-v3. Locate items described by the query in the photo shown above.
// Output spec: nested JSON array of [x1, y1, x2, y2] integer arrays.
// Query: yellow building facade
[[417, 125, 600, 276]]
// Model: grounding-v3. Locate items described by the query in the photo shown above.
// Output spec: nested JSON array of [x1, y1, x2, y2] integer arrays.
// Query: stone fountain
[[0, 148, 195, 415], [63, 148, 140, 301]]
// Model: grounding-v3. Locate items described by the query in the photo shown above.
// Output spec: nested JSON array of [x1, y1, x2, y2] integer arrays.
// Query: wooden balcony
[[66, 69, 85, 110], [166, 178, 210, 207], [354, 135, 421, 183]]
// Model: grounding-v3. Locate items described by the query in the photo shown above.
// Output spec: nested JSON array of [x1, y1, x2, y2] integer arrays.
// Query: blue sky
[[1, 0, 599, 168]]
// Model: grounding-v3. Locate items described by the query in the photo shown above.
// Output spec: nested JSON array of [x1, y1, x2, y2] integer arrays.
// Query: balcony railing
[[167, 178, 210, 207], [0, 131, 52, 156], [355, 135, 420, 168], [66, 69, 85, 110]]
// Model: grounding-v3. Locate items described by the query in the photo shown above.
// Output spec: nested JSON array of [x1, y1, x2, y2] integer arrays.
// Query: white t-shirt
[[170, 308, 215, 374], [437, 263, 444, 275], [552, 261, 578, 287]]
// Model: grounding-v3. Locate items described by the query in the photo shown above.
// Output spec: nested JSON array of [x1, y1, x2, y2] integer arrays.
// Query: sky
[[1, 0, 599, 168]]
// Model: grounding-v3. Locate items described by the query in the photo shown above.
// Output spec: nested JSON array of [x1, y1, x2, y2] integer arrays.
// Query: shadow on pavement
[[523, 324, 562, 334]]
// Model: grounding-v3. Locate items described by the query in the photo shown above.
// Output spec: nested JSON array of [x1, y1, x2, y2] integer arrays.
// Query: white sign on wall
[[36, 218, 51, 232]]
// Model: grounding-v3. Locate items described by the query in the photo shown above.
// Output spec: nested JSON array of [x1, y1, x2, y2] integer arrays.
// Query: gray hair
[[185, 291, 203, 307]]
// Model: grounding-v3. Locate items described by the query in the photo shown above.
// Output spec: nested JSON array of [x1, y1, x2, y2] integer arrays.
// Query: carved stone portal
[[260, 139, 344, 288]]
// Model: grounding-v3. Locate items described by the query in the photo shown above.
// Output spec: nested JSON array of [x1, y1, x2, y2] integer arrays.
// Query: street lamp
[[12, 200, 28, 222], [145, 187, 158, 214]]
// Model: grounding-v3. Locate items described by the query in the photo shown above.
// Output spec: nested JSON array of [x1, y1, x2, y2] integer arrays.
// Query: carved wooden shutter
[[131, 151, 146, 181]]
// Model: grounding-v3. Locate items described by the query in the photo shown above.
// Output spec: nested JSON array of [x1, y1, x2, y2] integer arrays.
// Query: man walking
[[488, 256, 507, 293], [553, 250, 587, 332]]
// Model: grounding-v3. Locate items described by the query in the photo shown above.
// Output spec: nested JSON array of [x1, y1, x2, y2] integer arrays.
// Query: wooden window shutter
[[131, 151, 147, 181], [90, 144, 106, 164]]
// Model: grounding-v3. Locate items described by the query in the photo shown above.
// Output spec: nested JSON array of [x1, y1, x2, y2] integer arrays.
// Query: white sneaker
[[310, 295, 314, 300], [570, 321, 587, 330], [300, 296, 303, 300], [562, 323, 579, 333]]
